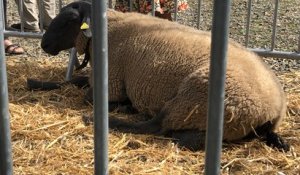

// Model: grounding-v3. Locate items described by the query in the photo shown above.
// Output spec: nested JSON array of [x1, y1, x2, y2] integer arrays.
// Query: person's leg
[[12, 0, 39, 31], [155, 11, 172, 21], [155, 0, 189, 21], [114, 0, 130, 12], [41, 0, 56, 28], [155, 0, 173, 21]]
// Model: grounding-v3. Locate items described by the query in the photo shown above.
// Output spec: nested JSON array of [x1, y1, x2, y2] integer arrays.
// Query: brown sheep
[[41, 1, 289, 151]]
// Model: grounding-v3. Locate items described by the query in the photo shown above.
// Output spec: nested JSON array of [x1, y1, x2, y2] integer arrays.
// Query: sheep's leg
[[109, 98, 138, 114], [83, 87, 93, 104], [170, 128, 289, 152], [265, 131, 290, 152], [27, 76, 89, 90], [82, 112, 163, 135], [169, 130, 206, 151], [82, 112, 145, 126], [252, 121, 290, 152], [27, 78, 61, 90], [108, 112, 164, 135], [84, 87, 137, 113]]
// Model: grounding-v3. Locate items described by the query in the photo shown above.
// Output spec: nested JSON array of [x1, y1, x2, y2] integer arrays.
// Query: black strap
[[76, 39, 91, 71]]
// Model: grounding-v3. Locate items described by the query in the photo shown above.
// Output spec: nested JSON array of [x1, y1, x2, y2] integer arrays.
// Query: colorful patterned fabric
[[115, 0, 188, 14]]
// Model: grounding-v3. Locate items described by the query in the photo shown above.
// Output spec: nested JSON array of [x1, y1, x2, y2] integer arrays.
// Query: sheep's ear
[[81, 16, 92, 38]]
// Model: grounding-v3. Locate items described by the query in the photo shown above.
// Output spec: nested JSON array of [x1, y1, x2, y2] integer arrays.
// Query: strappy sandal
[[5, 44, 25, 55]]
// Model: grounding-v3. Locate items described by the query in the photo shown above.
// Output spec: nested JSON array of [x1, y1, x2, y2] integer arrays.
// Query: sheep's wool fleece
[[75, 10, 286, 141]]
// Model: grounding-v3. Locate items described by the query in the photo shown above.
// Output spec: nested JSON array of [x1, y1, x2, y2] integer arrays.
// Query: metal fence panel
[[199, 0, 299, 60], [0, 0, 299, 174]]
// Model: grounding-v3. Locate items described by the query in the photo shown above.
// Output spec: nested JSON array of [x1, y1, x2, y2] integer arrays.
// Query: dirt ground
[[4, 0, 300, 174]]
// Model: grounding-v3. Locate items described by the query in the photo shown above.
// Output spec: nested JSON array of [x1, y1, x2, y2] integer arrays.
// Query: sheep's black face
[[41, 7, 82, 55]]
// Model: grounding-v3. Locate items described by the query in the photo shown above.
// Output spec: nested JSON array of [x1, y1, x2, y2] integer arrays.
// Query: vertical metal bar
[[59, 0, 63, 11], [298, 33, 300, 53], [108, 0, 113, 9], [271, 0, 279, 51], [65, 48, 78, 81], [92, 0, 109, 174], [38, 0, 44, 33], [18, 0, 25, 32], [129, 0, 133, 12], [205, 0, 231, 175], [245, 0, 252, 47], [152, 0, 155, 16], [1, 0, 6, 29], [174, 0, 178, 21], [197, 0, 202, 30], [0, 1, 13, 174]]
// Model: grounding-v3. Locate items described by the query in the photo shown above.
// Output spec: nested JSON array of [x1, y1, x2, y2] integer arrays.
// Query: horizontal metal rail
[[4, 30, 43, 38], [251, 48, 300, 60]]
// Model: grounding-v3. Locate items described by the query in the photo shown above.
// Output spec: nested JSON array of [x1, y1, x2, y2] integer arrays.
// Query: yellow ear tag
[[80, 22, 89, 30]]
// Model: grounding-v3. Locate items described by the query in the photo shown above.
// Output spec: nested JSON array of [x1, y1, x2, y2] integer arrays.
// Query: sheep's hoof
[[265, 132, 290, 152], [82, 115, 93, 126], [27, 78, 61, 90]]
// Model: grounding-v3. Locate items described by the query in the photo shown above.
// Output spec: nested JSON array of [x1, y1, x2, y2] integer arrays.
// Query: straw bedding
[[4, 0, 300, 174]]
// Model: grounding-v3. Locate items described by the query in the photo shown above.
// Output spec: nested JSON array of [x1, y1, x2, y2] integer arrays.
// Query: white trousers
[[15, 0, 56, 30]]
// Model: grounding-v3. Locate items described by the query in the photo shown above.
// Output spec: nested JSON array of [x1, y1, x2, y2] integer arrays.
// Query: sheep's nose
[[40, 42, 59, 55], [41, 42, 48, 50]]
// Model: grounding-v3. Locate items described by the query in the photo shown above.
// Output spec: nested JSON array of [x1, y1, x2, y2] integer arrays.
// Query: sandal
[[5, 44, 25, 55]]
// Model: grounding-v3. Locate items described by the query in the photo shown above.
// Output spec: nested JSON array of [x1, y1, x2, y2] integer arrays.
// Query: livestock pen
[[1, 0, 299, 174]]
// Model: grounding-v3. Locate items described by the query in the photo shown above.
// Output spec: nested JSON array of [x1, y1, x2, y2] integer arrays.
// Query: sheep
[[40, 1, 289, 151]]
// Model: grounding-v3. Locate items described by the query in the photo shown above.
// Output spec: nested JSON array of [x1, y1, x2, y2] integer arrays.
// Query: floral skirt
[[115, 0, 189, 14]]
